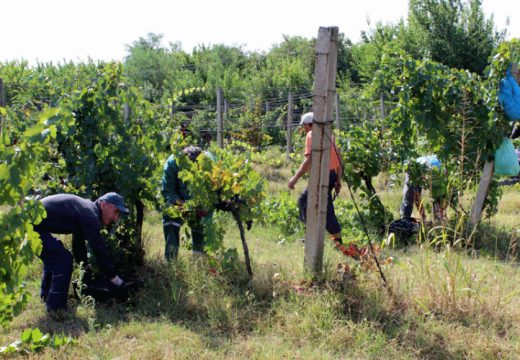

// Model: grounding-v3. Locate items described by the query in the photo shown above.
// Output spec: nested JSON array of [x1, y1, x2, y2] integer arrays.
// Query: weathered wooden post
[[286, 93, 293, 160], [170, 99, 175, 121], [380, 94, 385, 120], [124, 103, 131, 125], [334, 92, 340, 130], [224, 98, 228, 122], [217, 87, 223, 148], [304, 27, 338, 275], [469, 160, 494, 227], [0, 79, 5, 136]]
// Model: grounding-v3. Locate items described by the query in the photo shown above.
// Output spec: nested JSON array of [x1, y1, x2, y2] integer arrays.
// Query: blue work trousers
[[400, 173, 421, 218], [38, 232, 73, 312], [297, 171, 341, 235], [163, 216, 205, 261]]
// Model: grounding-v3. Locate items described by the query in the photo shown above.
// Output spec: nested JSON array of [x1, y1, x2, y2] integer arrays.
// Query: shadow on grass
[[389, 219, 519, 263], [338, 278, 483, 359], [103, 256, 281, 342], [470, 222, 519, 261], [30, 310, 91, 338]]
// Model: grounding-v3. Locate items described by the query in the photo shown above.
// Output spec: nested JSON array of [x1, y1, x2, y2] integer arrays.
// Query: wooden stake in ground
[[469, 160, 494, 227], [286, 93, 293, 160], [334, 93, 340, 130], [304, 27, 338, 275], [217, 87, 223, 148], [0, 78, 5, 137]]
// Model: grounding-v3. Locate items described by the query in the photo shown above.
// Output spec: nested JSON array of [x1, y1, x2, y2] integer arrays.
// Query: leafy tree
[[407, 0, 505, 74], [351, 22, 407, 83], [125, 33, 191, 102]]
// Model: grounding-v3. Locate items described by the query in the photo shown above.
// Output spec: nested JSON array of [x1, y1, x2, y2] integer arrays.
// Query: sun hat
[[299, 112, 314, 125]]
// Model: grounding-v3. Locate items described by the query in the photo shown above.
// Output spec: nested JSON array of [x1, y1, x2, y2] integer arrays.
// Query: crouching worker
[[400, 155, 446, 223], [34, 192, 129, 312], [162, 145, 212, 261], [288, 112, 343, 245]]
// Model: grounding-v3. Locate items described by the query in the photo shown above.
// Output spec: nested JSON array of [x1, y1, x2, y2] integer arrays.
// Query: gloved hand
[[110, 275, 124, 287], [246, 220, 253, 231]]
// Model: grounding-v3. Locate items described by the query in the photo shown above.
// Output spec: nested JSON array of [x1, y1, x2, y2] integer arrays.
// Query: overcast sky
[[0, 0, 516, 64]]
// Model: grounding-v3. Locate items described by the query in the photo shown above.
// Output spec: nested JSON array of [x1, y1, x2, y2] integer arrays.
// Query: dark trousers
[[297, 171, 341, 235], [400, 173, 421, 218], [163, 216, 205, 261], [38, 232, 73, 311]]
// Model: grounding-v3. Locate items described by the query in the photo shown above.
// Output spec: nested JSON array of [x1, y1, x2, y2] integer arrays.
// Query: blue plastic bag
[[494, 137, 520, 176], [498, 64, 520, 121]]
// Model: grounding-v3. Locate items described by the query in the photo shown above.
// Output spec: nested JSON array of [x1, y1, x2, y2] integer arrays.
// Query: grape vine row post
[[335, 93, 340, 130], [469, 160, 494, 227], [286, 92, 293, 160], [0, 78, 5, 136], [304, 26, 338, 275], [379, 94, 385, 120], [217, 87, 223, 148], [224, 99, 228, 123]]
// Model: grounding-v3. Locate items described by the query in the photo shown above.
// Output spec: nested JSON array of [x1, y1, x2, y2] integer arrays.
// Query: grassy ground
[[2, 159, 520, 359]]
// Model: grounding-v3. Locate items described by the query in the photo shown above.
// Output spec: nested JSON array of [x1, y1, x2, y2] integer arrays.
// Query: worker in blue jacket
[[34, 192, 129, 312]]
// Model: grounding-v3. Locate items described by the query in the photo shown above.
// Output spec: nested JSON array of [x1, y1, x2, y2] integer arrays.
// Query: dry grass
[[3, 151, 520, 359]]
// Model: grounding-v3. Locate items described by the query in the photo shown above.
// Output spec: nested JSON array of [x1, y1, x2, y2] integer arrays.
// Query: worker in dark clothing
[[34, 192, 129, 312]]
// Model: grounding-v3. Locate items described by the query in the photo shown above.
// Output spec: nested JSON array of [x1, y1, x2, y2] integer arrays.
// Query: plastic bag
[[498, 64, 520, 121], [494, 137, 520, 176]]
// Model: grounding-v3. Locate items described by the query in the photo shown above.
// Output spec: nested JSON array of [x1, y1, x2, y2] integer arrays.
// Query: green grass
[[2, 162, 520, 358]]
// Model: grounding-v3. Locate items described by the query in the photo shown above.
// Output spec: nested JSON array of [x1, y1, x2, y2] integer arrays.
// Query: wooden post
[[286, 93, 293, 160], [469, 160, 494, 226], [304, 27, 338, 275], [0, 79, 5, 136], [380, 94, 385, 120], [217, 87, 223, 148], [334, 93, 340, 130], [265, 101, 270, 113], [224, 99, 228, 121], [124, 103, 131, 125]]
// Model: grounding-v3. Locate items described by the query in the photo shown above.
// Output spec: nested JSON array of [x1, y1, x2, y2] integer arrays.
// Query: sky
[[1, 0, 517, 65]]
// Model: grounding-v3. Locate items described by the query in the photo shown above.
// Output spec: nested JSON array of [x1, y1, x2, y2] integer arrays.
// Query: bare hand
[[334, 181, 341, 195], [288, 177, 297, 190]]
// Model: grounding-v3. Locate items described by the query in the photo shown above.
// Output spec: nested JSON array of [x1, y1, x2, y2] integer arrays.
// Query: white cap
[[299, 112, 314, 125]]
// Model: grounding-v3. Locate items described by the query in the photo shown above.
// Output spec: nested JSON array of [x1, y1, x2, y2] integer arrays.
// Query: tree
[[407, 0, 505, 74], [124, 33, 190, 102]]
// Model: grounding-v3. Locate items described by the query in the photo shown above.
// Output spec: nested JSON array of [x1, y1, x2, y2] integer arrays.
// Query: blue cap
[[98, 192, 130, 214]]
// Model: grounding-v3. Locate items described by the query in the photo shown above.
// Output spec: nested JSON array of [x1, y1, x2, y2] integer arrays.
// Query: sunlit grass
[[3, 149, 520, 358]]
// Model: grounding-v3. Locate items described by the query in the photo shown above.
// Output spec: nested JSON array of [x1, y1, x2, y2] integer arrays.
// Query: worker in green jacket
[[161, 146, 211, 261]]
